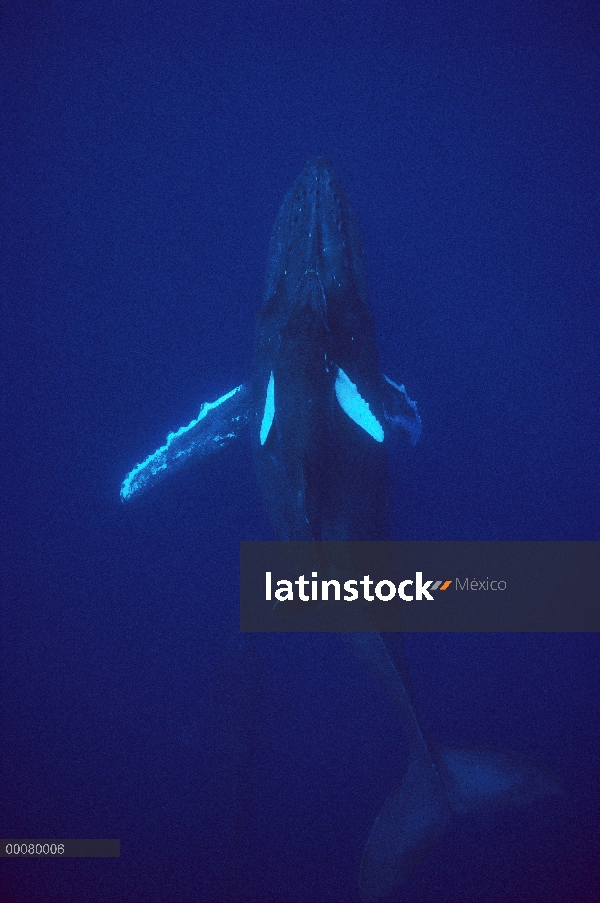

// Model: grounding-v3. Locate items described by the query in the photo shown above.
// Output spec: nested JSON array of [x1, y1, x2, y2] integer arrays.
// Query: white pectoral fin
[[259, 372, 275, 445], [121, 383, 251, 501], [382, 375, 422, 445], [335, 368, 385, 442]]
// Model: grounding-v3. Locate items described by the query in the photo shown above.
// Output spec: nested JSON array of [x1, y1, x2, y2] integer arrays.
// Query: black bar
[[240, 541, 600, 632], [1, 840, 120, 857]]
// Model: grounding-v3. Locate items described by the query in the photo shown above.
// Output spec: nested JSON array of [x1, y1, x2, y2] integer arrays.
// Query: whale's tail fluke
[[343, 632, 561, 903], [435, 744, 563, 813], [359, 742, 562, 903], [359, 750, 450, 903]]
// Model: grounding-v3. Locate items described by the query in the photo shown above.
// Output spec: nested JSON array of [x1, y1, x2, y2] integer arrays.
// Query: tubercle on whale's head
[[263, 158, 369, 314]]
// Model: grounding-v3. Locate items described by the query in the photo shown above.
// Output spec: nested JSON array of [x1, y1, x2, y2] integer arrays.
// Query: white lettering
[[275, 580, 294, 602], [295, 575, 309, 601], [344, 579, 358, 601], [322, 579, 341, 601], [360, 575, 374, 601], [399, 580, 413, 601], [416, 571, 433, 601], [311, 572, 318, 601], [375, 580, 396, 601]]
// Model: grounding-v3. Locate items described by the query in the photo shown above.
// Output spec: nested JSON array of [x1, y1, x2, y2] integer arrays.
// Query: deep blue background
[[1, 1, 599, 900]]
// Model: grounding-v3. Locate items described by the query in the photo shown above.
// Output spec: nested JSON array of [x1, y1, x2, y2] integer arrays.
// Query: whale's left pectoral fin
[[121, 383, 251, 501]]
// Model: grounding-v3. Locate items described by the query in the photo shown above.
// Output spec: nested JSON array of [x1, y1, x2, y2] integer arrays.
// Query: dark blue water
[[2, 2, 599, 900]]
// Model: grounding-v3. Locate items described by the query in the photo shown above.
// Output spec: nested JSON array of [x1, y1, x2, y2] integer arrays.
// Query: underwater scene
[[2, 2, 599, 901]]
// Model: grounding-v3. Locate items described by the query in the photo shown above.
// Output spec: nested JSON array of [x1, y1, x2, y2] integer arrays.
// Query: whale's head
[[263, 157, 369, 312]]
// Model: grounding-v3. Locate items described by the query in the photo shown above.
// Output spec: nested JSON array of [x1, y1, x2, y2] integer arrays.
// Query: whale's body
[[121, 158, 560, 901], [252, 158, 420, 542]]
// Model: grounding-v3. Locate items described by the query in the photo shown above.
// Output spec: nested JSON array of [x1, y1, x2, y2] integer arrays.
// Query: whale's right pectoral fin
[[121, 383, 251, 501], [381, 376, 422, 445]]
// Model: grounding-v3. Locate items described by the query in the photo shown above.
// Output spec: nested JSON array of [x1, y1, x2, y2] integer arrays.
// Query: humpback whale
[[121, 158, 560, 901]]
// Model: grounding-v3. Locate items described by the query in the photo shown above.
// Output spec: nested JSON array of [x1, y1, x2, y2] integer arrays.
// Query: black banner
[[240, 542, 599, 632]]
